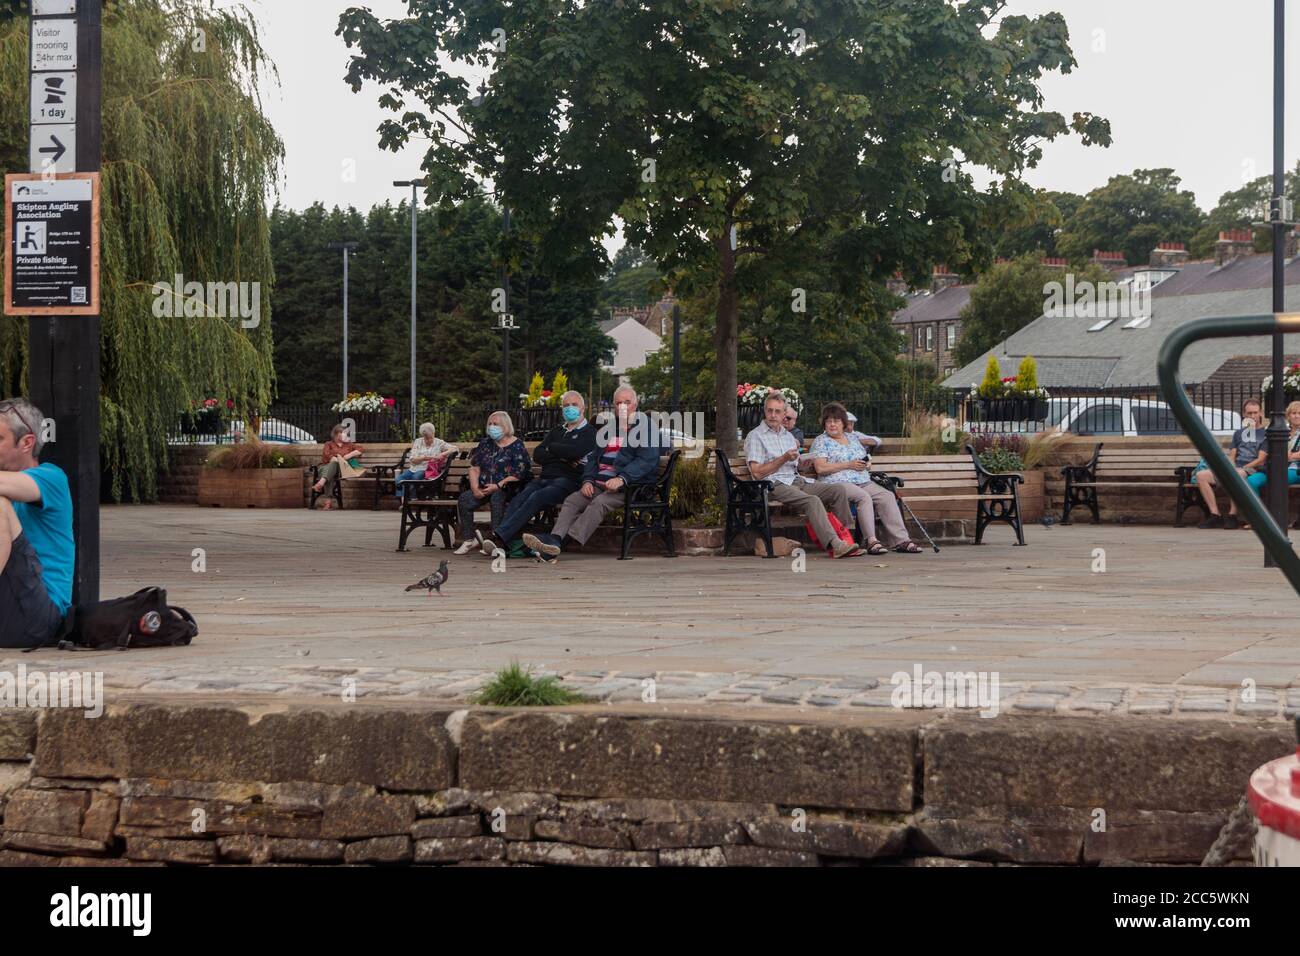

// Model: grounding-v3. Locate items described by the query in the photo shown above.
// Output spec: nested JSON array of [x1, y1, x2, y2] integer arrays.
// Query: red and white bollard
[[1249, 718, 1300, 866]]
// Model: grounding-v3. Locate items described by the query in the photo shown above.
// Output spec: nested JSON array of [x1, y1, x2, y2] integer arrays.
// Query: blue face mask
[[487, 425, 504, 440], [562, 405, 582, 423]]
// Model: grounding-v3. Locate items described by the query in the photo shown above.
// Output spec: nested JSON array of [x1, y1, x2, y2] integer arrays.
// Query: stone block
[[533, 820, 631, 850], [267, 838, 345, 863], [461, 712, 917, 811], [35, 703, 456, 791], [2, 788, 88, 836], [0, 711, 36, 760], [81, 793, 119, 843], [923, 717, 1294, 815], [630, 821, 745, 850], [125, 837, 217, 864], [413, 836, 506, 864], [1083, 810, 1228, 864], [504, 842, 656, 867], [344, 836, 412, 865], [721, 845, 819, 867], [410, 816, 482, 840], [913, 815, 1083, 864], [320, 795, 414, 839], [743, 818, 908, 859], [658, 847, 727, 867]]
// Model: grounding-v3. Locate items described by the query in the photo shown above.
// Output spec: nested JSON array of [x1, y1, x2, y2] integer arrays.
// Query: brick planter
[[198, 469, 304, 508], [1018, 469, 1045, 522]]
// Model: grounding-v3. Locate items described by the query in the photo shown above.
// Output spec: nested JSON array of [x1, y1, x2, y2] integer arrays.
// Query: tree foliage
[[269, 198, 614, 408], [1188, 162, 1300, 259], [0, 0, 282, 500], [338, 0, 1109, 450], [1057, 168, 1205, 267]]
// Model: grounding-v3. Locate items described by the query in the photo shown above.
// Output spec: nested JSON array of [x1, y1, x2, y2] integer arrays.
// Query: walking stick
[[871, 473, 941, 553]]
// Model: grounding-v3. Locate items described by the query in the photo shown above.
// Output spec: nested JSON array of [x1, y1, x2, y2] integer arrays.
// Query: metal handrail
[[1157, 313, 1300, 595]]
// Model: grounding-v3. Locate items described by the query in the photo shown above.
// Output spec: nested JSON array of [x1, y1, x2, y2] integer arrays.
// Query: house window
[[916, 328, 924, 348], [925, 327, 934, 351], [946, 324, 956, 349]]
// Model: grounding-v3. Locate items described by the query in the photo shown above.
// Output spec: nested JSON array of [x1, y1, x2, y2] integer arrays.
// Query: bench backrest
[[1096, 447, 1200, 478], [869, 455, 979, 495]]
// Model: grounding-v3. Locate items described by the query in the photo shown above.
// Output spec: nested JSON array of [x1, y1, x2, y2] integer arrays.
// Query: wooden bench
[[1061, 443, 1204, 525], [397, 450, 683, 558], [396, 453, 474, 551], [1063, 441, 1300, 526], [307, 449, 412, 511], [871, 446, 1026, 546]]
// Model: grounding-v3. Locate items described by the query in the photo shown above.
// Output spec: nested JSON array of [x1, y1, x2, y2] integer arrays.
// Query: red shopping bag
[[804, 512, 856, 552]]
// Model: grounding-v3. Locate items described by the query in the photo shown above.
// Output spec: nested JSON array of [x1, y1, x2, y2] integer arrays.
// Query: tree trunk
[[713, 231, 740, 477]]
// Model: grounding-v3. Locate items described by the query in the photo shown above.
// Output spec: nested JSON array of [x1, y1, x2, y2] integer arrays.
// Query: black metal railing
[[168, 381, 1265, 446]]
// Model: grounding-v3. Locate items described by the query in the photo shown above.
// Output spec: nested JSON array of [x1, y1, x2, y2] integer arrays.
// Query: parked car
[[972, 397, 1241, 438], [169, 417, 317, 445]]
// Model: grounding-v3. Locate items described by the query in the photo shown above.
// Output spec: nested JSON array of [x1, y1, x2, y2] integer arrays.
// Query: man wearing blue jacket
[[524, 386, 662, 563]]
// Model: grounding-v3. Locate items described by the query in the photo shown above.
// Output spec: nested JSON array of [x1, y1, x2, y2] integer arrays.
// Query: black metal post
[[26, 0, 101, 604], [672, 304, 681, 409], [1265, 0, 1289, 567], [500, 206, 512, 410]]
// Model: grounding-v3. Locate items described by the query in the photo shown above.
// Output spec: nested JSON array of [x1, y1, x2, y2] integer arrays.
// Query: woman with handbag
[[809, 403, 921, 555], [312, 424, 365, 510]]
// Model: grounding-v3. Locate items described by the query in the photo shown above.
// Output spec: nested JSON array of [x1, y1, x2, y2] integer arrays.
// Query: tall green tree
[[994, 189, 1083, 259], [1188, 163, 1300, 259], [269, 198, 613, 408], [338, 0, 1109, 451], [1057, 168, 1205, 267], [0, 0, 281, 500]]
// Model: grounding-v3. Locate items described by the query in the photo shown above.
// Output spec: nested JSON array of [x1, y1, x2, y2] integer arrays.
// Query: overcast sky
[[235, 0, 1300, 241]]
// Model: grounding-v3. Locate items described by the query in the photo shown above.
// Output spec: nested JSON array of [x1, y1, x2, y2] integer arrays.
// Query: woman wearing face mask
[[479, 391, 597, 557], [453, 411, 531, 555]]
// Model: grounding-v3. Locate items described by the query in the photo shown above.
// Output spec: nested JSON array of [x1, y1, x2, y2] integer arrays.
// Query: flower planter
[[1016, 469, 1045, 521], [970, 398, 1049, 422], [198, 469, 304, 508]]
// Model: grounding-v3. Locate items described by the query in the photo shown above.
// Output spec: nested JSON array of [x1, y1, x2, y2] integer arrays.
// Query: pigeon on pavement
[[405, 560, 450, 597]]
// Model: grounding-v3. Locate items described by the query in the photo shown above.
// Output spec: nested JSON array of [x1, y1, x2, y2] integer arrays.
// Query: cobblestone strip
[[7, 657, 1297, 718]]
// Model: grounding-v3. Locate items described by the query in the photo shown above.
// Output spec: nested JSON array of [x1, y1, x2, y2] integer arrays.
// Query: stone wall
[[0, 702, 1283, 866]]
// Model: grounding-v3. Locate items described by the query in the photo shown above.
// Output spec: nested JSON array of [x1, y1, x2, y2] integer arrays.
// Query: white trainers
[[453, 540, 477, 555]]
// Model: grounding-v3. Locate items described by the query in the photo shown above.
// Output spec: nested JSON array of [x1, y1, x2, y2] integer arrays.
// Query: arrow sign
[[28, 123, 76, 174]]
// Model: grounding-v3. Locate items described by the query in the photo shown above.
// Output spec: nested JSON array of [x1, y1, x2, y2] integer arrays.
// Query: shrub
[[972, 433, 1026, 472], [905, 409, 970, 455], [205, 438, 297, 470], [549, 369, 569, 407], [470, 662, 588, 706], [976, 356, 1003, 399], [1017, 355, 1039, 393]]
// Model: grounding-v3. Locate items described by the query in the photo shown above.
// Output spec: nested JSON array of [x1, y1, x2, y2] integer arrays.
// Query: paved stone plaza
[[9, 505, 1298, 717]]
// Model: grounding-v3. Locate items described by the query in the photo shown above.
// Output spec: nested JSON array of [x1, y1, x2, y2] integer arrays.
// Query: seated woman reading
[[312, 424, 365, 510]]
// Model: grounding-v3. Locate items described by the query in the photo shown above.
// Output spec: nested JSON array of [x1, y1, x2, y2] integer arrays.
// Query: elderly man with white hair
[[393, 422, 457, 497], [523, 385, 663, 562], [481, 390, 598, 556]]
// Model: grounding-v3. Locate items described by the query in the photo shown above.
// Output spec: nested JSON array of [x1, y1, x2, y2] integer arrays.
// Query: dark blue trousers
[[495, 477, 579, 542]]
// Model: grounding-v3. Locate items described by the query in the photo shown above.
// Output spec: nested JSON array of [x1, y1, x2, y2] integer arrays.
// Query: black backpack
[[26, 586, 198, 652]]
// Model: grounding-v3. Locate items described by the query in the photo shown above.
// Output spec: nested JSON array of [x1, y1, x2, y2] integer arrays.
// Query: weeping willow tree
[[0, 0, 282, 500]]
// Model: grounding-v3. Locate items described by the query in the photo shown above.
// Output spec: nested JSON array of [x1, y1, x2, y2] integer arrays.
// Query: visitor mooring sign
[[3, 172, 100, 316]]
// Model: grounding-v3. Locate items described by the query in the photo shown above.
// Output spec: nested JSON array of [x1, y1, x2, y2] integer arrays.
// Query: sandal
[[894, 541, 923, 554], [865, 541, 889, 556]]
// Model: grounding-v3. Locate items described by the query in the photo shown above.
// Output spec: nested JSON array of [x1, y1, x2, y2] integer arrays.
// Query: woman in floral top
[[453, 411, 532, 553], [809, 402, 920, 554]]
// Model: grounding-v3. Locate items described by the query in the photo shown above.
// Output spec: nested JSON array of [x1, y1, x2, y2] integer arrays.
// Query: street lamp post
[[326, 241, 359, 399], [1264, 0, 1294, 566], [394, 179, 429, 439]]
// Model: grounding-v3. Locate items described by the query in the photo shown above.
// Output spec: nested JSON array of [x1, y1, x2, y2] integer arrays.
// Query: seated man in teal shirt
[[0, 397, 74, 647]]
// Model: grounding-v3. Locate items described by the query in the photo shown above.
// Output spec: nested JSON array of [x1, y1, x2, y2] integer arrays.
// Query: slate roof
[[891, 285, 972, 325], [942, 254, 1300, 388]]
